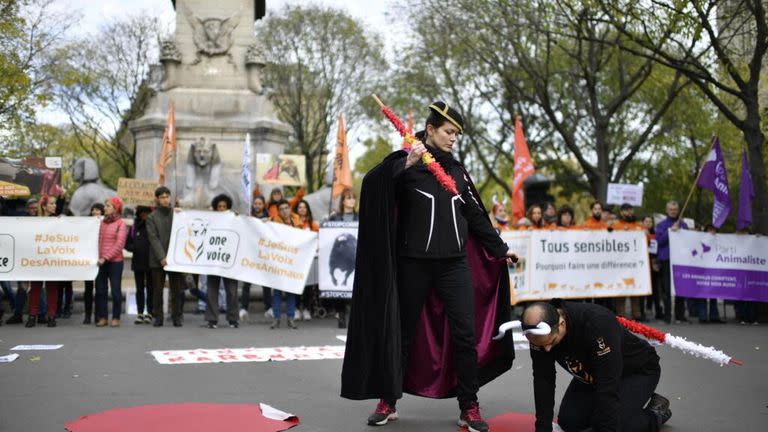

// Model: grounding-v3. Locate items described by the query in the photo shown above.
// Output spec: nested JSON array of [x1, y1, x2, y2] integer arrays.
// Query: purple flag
[[737, 150, 754, 231], [696, 138, 731, 228]]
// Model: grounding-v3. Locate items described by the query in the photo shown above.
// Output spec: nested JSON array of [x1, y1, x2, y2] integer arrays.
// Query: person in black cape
[[341, 101, 518, 432]]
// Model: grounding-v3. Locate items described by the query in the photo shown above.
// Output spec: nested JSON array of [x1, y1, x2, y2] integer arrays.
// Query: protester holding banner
[[542, 202, 557, 226], [526, 204, 548, 230], [642, 216, 663, 321], [125, 205, 153, 325], [579, 201, 608, 230], [555, 205, 576, 230], [612, 204, 645, 320], [687, 224, 725, 324], [656, 201, 689, 324], [522, 300, 670, 432], [240, 194, 272, 321], [490, 202, 512, 233], [328, 188, 359, 329], [264, 186, 305, 220], [295, 199, 319, 321], [268, 200, 301, 329], [341, 101, 516, 432], [26, 195, 61, 328], [204, 194, 240, 329], [82, 203, 105, 325], [95, 197, 128, 327], [147, 186, 185, 327]]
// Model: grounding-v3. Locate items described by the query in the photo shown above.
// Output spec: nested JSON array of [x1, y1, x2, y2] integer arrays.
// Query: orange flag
[[402, 111, 414, 149], [156, 102, 176, 185], [332, 113, 352, 199], [512, 115, 535, 221]]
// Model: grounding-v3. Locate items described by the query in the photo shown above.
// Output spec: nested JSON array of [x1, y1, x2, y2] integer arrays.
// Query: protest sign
[[670, 230, 768, 301], [0, 157, 63, 197], [508, 230, 650, 302], [255, 154, 306, 186], [606, 183, 644, 206], [0, 217, 99, 281], [165, 210, 317, 295], [318, 221, 358, 298], [117, 178, 158, 206]]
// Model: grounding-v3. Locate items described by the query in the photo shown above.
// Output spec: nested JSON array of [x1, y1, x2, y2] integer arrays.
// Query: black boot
[[5, 314, 23, 324], [47, 316, 57, 327], [25, 315, 37, 328], [153, 317, 164, 327]]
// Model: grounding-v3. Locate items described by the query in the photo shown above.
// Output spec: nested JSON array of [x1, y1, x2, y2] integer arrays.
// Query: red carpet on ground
[[485, 412, 539, 432], [65, 402, 300, 432]]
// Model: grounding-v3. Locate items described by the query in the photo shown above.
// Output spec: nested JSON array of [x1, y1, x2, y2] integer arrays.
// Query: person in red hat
[[95, 196, 128, 327]]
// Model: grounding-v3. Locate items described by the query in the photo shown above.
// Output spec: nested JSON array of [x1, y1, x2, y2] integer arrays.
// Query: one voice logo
[[175, 218, 239, 268]]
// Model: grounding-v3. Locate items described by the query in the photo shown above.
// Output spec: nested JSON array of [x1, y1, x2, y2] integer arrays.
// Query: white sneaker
[[239, 309, 248, 320], [302, 309, 312, 321], [264, 308, 274, 319]]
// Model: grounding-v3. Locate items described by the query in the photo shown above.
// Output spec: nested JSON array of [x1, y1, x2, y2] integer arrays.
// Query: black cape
[[340, 150, 515, 400]]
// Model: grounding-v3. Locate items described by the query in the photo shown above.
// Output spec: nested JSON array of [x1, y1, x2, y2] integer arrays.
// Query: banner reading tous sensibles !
[[0, 217, 99, 281], [318, 221, 358, 298], [670, 230, 768, 302], [165, 210, 317, 295], [503, 230, 650, 303]]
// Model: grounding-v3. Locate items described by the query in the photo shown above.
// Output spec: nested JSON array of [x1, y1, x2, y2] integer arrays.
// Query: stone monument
[[130, 0, 289, 211], [69, 157, 117, 216]]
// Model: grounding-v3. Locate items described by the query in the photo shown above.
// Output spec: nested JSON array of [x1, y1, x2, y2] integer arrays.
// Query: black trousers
[[558, 369, 660, 432], [83, 280, 95, 319], [398, 256, 478, 408], [134, 270, 153, 315], [661, 261, 687, 322]]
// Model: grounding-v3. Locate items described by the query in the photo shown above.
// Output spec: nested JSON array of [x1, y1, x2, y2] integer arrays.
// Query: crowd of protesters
[[1, 189, 762, 329], [490, 198, 762, 325], [0, 185, 356, 330]]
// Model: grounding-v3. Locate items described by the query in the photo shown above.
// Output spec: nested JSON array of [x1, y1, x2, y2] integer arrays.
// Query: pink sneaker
[[458, 402, 489, 432], [367, 399, 397, 426]]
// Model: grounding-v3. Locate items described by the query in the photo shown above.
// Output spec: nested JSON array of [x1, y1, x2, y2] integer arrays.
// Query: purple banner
[[673, 264, 768, 301]]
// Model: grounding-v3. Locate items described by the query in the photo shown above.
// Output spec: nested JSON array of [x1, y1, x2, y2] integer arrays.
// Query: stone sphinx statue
[[178, 137, 233, 209], [69, 157, 117, 216]]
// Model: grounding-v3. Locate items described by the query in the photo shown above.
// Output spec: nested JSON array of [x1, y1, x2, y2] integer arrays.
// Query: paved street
[[0, 312, 766, 431]]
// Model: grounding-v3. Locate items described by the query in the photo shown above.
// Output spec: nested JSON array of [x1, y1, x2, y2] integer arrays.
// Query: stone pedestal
[[130, 0, 289, 212]]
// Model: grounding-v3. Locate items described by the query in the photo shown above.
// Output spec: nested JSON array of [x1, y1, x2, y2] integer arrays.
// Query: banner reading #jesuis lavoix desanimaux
[[670, 230, 768, 302], [0, 217, 99, 281], [502, 230, 651, 303], [165, 210, 318, 295]]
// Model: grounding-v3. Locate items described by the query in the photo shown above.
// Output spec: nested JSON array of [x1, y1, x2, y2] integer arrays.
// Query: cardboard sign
[[117, 178, 158, 206], [606, 183, 644, 206]]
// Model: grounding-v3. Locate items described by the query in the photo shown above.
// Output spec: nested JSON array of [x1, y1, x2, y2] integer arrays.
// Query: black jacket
[[125, 218, 150, 272], [531, 300, 659, 432], [393, 148, 508, 259]]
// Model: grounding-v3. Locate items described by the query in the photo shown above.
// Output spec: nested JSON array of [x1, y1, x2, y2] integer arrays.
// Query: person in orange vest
[[490, 202, 513, 232], [269, 200, 302, 329], [611, 204, 645, 320], [579, 201, 608, 230], [555, 205, 577, 230], [527, 204, 548, 230]]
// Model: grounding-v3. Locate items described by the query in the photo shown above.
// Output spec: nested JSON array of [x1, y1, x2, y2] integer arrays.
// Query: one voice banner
[[501, 230, 651, 303], [318, 221, 358, 299], [670, 230, 768, 301], [0, 217, 99, 281], [165, 210, 318, 295]]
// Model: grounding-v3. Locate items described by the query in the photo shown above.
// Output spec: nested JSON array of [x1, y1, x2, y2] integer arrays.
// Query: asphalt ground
[[0, 311, 765, 432]]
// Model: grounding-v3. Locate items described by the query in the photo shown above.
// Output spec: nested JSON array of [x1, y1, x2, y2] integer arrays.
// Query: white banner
[[504, 230, 650, 303], [606, 182, 644, 206], [165, 210, 318, 295], [318, 222, 358, 298], [0, 217, 99, 281]]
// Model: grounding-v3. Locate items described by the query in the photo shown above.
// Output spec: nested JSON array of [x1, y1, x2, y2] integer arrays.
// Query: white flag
[[241, 133, 253, 214]]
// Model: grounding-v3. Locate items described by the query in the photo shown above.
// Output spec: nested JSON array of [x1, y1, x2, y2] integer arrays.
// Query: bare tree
[[50, 13, 163, 185]]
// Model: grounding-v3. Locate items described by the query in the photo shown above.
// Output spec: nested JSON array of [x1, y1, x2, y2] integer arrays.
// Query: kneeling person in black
[[522, 300, 671, 432]]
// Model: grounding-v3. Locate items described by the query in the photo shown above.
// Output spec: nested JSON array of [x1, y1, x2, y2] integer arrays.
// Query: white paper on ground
[[259, 403, 296, 421], [0, 354, 20, 363], [11, 344, 63, 351], [336, 335, 347, 343]]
